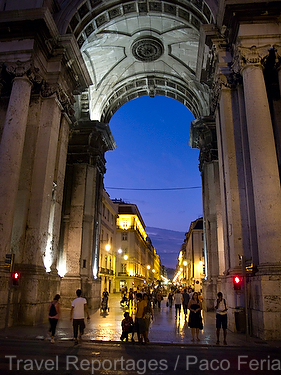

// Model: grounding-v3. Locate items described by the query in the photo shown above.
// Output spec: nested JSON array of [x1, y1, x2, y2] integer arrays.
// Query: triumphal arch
[[0, 0, 281, 340]]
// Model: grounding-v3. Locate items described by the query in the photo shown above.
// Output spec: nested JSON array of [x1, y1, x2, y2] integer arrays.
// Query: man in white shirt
[[70, 289, 90, 344], [214, 292, 228, 345]]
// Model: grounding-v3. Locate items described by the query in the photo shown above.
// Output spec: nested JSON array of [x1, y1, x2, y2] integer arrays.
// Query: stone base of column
[[249, 265, 281, 340], [202, 278, 218, 311], [0, 265, 60, 327], [60, 276, 101, 310]]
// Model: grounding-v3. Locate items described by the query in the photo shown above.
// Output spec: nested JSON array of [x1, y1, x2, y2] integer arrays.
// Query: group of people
[[47, 289, 90, 345], [120, 292, 154, 344], [47, 288, 228, 346]]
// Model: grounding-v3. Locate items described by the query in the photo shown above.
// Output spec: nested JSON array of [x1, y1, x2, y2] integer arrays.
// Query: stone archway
[[55, 0, 215, 122]]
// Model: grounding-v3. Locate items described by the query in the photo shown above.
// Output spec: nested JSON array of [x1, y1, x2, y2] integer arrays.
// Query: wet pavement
[[0, 294, 280, 348]]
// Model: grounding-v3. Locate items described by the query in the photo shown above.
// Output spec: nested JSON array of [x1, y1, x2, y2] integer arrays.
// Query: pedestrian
[[120, 312, 134, 342], [188, 292, 203, 341], [174, 289, 183, 319], [70, 289, 90, 345], [134, 293, 147, 343], [168, 290, 174, 308], [101, 287, 109, 311], [182, 288, 190, 319], [143, 293, 153, 343], [47, 294, 60, 343], [215, 292, 228, 345], [156, 290, 162, 308]]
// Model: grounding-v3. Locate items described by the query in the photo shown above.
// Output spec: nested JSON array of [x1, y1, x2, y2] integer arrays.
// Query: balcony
[[118, 272, 128, 276]]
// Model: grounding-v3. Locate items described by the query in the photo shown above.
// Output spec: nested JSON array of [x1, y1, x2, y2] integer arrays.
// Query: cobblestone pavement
[[1, 294, 280, 347]]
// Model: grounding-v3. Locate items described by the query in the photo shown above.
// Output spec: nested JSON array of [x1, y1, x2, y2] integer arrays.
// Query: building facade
[[176, 218, 205, 291], [98, 190, 118, 294], [113, 199, 161, 292]]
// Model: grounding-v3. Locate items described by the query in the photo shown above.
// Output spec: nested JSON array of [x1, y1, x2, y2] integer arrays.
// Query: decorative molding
[[274, 44, 281, 70], [131, 36, 164, 62], [232, 45, 271, 74]]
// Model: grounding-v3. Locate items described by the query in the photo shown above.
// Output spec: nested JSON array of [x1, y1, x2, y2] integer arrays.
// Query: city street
[[0, 294, 280, 374]]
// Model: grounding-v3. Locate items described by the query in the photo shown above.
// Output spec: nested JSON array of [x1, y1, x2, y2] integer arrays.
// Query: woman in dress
[[188, 292, 203, 341]]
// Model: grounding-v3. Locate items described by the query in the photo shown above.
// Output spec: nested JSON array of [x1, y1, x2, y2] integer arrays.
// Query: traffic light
[[233, 275, 242, 290], [5, 254, 14, 272], [11, 272, 20, 286]]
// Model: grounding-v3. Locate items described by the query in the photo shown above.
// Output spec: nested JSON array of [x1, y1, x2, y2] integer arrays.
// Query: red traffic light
[[12, 272, 20, 285], [233, 276, 242, 290]]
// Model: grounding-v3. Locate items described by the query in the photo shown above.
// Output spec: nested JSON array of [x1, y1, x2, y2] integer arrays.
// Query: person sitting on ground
[[214, 292, 228, 345], [120, 312, 134, 342]]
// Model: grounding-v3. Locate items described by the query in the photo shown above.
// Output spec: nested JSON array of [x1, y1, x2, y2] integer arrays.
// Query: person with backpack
[[215, 292, 228, 345], [48, 294, 60, 343]]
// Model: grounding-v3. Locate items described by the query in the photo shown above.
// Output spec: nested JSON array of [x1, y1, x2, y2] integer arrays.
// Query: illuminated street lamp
[[183, 260, 187, 266], [118, 248, 123, 254], [147, 265, 151, 270], [105, 244, 111, 251], [124, 254, 128, 260]]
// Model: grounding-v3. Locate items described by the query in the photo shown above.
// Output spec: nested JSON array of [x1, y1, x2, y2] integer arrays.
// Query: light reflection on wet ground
[[56, 294, 214, 344], [1, 294, 275, 346]]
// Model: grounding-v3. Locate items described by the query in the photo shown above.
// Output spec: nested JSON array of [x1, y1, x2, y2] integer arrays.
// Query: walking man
[[70, 289, 90, 345], [215, 292, 228, 345]]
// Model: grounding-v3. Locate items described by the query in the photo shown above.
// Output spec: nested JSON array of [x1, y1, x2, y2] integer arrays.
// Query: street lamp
[[124, 254, 128, 261], [105, 244, 111, 251], [117, 248, 122, 254]]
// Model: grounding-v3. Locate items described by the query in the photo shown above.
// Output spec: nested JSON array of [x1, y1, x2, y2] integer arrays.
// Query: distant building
[[176, 218, 204, 291], [98, 191, 118, 294], [112, 199, 162, 292]]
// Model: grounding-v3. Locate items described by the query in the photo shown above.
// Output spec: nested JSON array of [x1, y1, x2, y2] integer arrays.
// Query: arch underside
[[55, 0, 214, 122]]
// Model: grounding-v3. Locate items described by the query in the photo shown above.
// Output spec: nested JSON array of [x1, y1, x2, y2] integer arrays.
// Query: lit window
[[122, 220, 128, 229]]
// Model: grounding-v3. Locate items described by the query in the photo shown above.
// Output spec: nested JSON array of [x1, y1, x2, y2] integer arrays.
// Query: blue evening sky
[[104, 95, 203, 234]]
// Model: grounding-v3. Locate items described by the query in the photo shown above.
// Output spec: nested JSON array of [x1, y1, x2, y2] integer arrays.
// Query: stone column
[[239, 45, 281, 265], [23, 93, 63, 271], [217, 82, 248, 270], [0, 64, 32, 257], [190, 117, 223, 310], [60, 120, 116, 308]]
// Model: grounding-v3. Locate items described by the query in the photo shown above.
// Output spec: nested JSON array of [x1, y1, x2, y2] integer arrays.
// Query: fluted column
[[0, 64, 32, 257], [23, 93, 63, 270], [238, 45, 281, 265]]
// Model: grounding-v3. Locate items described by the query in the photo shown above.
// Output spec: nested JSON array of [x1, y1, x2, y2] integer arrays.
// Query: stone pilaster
[[190, 116, 222, 310], [235, 45, 281, 266], [0, 62, 32, 258], [59, 120, 116, 308]]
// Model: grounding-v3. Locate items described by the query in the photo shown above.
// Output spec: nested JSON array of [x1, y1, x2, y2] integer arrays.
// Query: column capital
[[211, 72, 242, 114], [232, 45, 271, 74], [41, 82, 75, 121], [274, 44, 281, 70], [189, 116, 218, 171]]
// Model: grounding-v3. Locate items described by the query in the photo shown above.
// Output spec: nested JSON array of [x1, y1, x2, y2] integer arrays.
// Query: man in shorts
[[70, 289, 90, 344], [214, 292, 228, 345]]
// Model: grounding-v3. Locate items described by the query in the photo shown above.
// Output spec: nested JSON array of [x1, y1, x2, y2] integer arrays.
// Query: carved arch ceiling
[[56, 0, 215, 122]]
